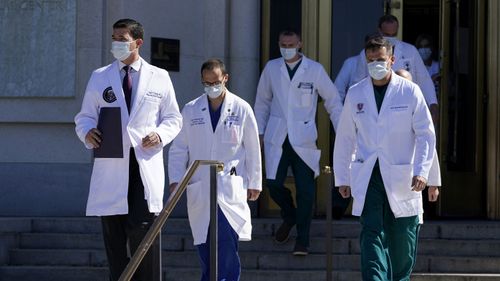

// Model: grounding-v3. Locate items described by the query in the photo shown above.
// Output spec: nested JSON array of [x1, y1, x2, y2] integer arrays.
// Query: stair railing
[[323, 165, 333, 281], [118, 160, 224, 281]]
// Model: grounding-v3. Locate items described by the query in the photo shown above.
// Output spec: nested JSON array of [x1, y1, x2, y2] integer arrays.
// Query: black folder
[[94, 107, 123, 158]]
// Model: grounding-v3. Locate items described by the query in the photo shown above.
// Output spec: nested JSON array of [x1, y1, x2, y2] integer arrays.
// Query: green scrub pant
[[266, 137, 315, 247], [360, 165, 420, 281]]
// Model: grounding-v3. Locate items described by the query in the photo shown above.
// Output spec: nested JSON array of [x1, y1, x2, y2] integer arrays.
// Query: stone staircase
[[1, 217, 500, 281]]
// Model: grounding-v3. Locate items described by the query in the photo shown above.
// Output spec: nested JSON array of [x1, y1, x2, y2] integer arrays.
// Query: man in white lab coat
[[168, 59, 262, 281], [334, 36, 435, 280], [254, 30, 342, 255], [75, 19, 182, 281], [351, 15, 439, 123]]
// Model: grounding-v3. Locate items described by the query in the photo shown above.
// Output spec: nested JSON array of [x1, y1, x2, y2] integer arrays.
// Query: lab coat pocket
[[291, 120, 317, 146], [390, 164, 420, 201], [300, 90, 313, 107], [222, 125, 241, 145], [144, 96, 161, 104], [349, 162, 363, 199], [218, 174, 246, 205], [389, 104, 411, 131], [263, 116, 285, 145]]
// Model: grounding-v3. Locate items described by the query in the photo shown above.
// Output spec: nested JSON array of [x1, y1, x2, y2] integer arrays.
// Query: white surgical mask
[[280, 48, 297, 61], [383, 36, 398, 47], [418, 47, 432, 61], [205, 84, 224, 99], [367, 61, 390, 80], [111, 41, 132, 61]]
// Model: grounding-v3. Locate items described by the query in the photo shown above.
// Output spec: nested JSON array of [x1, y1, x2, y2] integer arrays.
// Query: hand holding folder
[[94, 107, 123, 158]]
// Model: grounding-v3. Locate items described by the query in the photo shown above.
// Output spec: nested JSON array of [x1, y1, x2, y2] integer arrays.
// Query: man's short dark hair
[[365, 31, 384, 44], [365, 34, 393, 56], [113, 19, 144, 40], [201, 58, 228, 75], [279, 29, 302, 41], [378, 14, 399, 28]]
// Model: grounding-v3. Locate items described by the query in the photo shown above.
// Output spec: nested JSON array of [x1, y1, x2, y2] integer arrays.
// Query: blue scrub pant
[[196, 208, 241, 281], [266, 136, 315, 247], [360, 165, 420, 281]]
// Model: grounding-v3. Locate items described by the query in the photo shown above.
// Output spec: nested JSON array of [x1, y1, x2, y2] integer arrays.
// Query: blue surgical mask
[[110, 41, 133, 61], [280, 48, 297, 60], [367, 61, 390, 80], [418, 47, 432, 61]]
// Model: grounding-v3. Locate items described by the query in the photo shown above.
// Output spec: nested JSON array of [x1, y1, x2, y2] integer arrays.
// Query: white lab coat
[[344, 49, 441, 186], [353, 39, 438, 106], [333, 73, 435, 218], [168, 91, 262, 245], [75, 58, 182, 216], [254, 56, 343, 179], [428, 149, 441, 186], [334, 55, 358, 104]]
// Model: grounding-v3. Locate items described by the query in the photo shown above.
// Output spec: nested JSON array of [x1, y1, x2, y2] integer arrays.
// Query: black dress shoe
[[275, 222, 294, 244], [292, 242, 308, 256]]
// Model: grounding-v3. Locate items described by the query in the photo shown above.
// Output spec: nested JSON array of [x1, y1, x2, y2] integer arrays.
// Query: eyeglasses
[[202, 80, 224, 87]]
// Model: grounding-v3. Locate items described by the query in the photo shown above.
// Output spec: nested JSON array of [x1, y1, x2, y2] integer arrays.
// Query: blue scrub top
[[208, 97, 223, 132]]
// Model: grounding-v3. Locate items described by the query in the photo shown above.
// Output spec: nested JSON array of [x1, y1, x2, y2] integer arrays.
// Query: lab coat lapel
[[362, 79, 379, 118], [130, 58, 153, 121], [378, 72, 398, 117], [216, 92, 234, 132], [291, 57, 307, 83], [106, 61, 128, 115], [199, 95, 215, 136], [277, 61, 291, 118], [280, 60, 289, 81]]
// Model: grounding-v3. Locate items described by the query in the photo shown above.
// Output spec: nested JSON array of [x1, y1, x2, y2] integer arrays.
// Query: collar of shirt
[[285, 57, 302, 69], [118, 58, 142, 73]]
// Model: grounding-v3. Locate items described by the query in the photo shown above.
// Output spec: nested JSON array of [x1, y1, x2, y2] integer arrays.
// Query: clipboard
[[94, 107, 124, 158]]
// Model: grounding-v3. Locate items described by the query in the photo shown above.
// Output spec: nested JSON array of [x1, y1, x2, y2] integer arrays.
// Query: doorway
[[400, 0, 487, 218], [437, 0, 487, 217]]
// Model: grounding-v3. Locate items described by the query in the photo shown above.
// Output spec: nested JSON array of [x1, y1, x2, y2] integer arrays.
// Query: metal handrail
[[118, 160, 224, 281], [323, 165, 333, 281]]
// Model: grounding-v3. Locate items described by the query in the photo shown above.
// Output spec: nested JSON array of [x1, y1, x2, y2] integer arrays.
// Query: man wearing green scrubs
[[333, 35, 436, 280]]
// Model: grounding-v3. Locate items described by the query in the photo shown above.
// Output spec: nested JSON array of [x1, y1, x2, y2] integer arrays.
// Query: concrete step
[[0, 266, 108, 281], [24, 217, 275, 236], [9, 249, 500, 274], [18, 233, 186, 251], [4, 217, 500, 281], [1, 266, 500, 281], [5, 217, 500, 240], [15, 231, 500, 258]]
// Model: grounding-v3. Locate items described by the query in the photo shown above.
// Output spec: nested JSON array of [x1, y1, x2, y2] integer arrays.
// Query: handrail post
[[118, 160, 223, 281], [210, 164, 218, 281], [324, 166, 333, 281]]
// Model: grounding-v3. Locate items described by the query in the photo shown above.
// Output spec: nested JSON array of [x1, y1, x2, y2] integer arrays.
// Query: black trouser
[[101, 149, 161, 281]]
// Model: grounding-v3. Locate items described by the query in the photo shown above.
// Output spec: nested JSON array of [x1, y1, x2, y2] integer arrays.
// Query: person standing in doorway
[[378, 15, 439, 124], [254, 29, 342, 255], [415, 34, 441, 93]]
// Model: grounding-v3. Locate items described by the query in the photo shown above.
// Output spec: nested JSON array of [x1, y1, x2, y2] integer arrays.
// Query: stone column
[[227, 0, 260, 105]]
